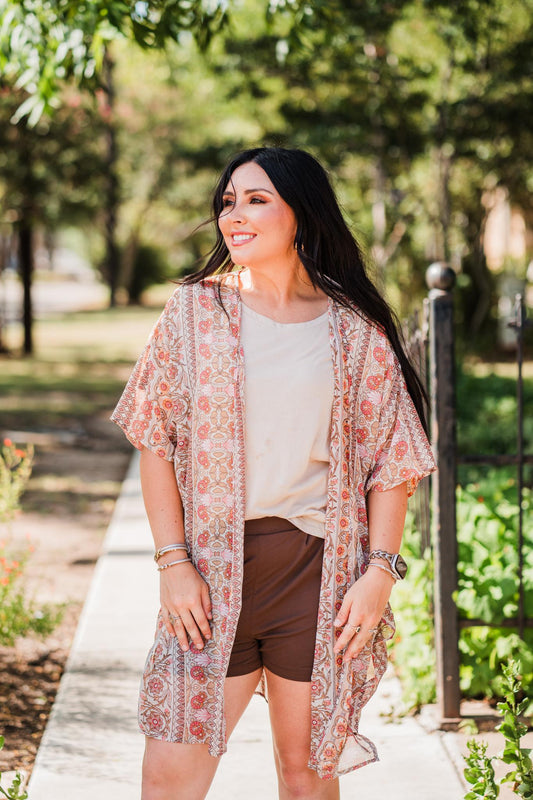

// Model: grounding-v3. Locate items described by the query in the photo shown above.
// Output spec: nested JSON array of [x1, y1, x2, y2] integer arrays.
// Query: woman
[[112, 146, 436, 800]]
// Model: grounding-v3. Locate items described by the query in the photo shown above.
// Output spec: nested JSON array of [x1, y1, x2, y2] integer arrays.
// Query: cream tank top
[[241, 302, 334, 539]]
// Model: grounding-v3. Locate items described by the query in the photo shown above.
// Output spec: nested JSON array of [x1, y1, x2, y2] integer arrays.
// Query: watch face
[[392, 554, 408, 579]]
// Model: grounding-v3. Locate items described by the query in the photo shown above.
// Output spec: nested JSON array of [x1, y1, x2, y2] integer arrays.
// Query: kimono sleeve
[[363, 340, 436, 498], [110, 288, 189, 462]]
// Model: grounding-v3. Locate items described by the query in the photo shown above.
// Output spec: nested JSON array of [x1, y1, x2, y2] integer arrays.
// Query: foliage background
[[1, 0, 531, 340]]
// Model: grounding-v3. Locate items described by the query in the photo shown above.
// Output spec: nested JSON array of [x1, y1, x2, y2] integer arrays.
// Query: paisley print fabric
[[111, 275, 436, 778]]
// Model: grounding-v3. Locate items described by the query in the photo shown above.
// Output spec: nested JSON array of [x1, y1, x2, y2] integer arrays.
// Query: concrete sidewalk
[[28, 453, 466, 799]]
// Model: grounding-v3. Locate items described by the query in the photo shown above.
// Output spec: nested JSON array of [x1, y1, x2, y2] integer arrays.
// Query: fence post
[[426, 262, 461, 723]]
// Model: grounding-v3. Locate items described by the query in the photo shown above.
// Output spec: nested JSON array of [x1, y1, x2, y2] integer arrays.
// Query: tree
[[0, 86, 106, 353], [2, 0, 531, 342], [0, 0, 230, 123], [110, 35, 273, 291], [0, 0, 234, 331], [208, 0, 533, 333]]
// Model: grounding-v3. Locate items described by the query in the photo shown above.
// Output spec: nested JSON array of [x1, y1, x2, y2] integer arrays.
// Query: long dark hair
[[183, 146, 428, 431]]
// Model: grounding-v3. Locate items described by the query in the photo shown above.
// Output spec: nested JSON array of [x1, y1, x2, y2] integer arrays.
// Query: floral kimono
[[111, 275, 436, 779]]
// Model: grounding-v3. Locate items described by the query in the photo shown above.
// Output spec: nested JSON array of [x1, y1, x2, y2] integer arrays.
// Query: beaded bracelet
[[367, 562, 397, 581], [154, 543, 188, 563], [157, 557, 192, 572]]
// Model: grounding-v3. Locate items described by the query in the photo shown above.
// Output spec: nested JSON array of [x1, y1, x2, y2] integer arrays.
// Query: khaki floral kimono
[[111, 275, 436, 779]]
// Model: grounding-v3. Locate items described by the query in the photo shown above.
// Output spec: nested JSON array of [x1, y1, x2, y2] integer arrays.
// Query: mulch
[[0, 646, 67, 775]]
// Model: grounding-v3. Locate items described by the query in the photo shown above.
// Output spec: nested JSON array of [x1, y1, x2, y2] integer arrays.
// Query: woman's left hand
[[333, 568, 395, 661]]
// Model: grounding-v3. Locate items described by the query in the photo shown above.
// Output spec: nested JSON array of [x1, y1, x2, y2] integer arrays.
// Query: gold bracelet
[[367, 562, 397, 581], [154, 543, 188, 562], [157, 557, 192, 572]]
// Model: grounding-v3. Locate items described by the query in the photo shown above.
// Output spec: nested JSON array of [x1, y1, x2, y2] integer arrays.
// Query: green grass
[[29, 305, 162, 362], [0, 301, 169, 519], [456, 361, 533, 488], [0, 304, 166, 429], [457, 363, 533, 455]]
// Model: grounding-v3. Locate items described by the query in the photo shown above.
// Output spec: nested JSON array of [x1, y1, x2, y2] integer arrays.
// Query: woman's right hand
[[160, 562, 213, 651]]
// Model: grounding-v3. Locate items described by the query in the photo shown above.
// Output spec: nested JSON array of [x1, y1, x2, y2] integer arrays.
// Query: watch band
[[369, 549, 396, 564]]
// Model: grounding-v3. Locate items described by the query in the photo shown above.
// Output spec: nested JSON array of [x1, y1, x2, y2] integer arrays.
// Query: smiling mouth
[[231, 234, 256, 245]]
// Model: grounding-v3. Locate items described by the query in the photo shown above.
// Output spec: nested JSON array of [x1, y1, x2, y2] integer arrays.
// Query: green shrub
[[456, 475, 532, 712], [124, 242, 172, 304], [0, 539, 63, 645], [0, 439, 63, 646], [391, 471, 532, 713], [456, 368, 533, 488], [463, 661, 533, 799], [0, 439, 33, 524], [389, 519, 436, 709]]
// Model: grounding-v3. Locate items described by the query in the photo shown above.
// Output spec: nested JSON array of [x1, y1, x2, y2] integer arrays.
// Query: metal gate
[[406, 263, 532, 724]]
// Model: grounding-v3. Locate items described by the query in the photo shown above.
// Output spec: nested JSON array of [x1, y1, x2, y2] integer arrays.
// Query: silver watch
[[369, 549, 408, 580]]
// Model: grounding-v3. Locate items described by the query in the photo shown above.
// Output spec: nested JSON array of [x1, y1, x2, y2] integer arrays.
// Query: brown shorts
[[226, 517, 324, 682]]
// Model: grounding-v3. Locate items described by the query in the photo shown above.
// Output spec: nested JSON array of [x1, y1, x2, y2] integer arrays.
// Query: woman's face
[[218, 162, 299, 270]]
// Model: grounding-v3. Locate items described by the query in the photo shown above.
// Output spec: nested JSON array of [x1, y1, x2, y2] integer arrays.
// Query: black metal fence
[[406, 264, 531, 724]]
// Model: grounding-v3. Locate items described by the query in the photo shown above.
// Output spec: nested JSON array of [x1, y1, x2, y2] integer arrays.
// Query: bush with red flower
[[0, 438, 62, 646], [0, 438, 33, 524]]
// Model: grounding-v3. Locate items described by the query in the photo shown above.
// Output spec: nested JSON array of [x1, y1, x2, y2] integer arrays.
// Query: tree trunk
[[122, 226, 141, 304], [0, 233, 7, 353], [18, 220, 33, 356], [101, 48, 120, 308], [435, 57, 454, 263], [437, 144, 452, 263]]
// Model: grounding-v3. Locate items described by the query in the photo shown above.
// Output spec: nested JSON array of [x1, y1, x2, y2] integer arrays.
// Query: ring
[[346, 624, 360, 633], [169, 613, 180, 623], [368, 627, 379, 634]]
